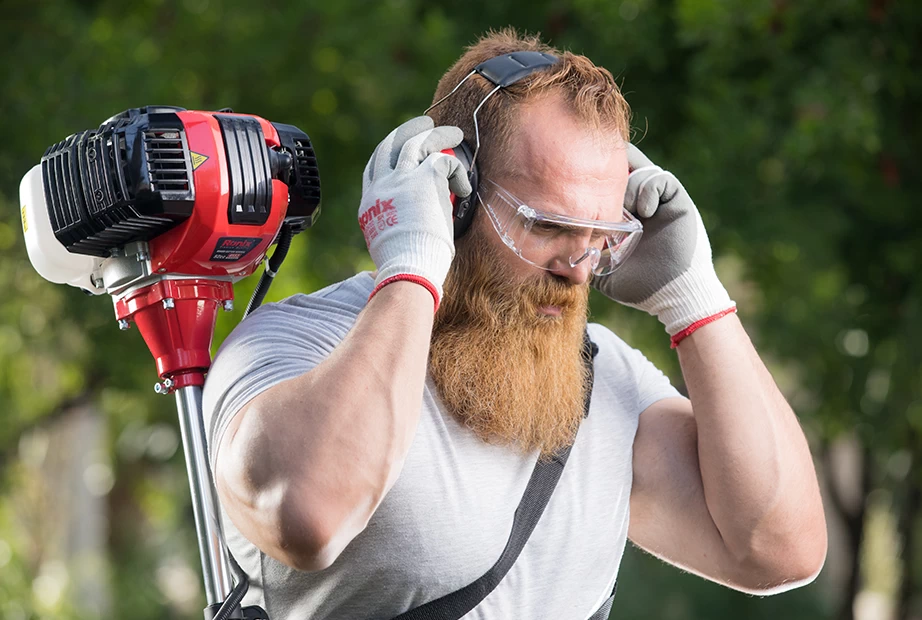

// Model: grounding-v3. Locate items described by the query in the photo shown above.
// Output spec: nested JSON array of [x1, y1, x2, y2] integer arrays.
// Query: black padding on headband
[[475, 52, 559, 88]]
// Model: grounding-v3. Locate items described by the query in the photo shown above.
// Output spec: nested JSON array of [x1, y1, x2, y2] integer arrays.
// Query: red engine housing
[[148, 112, 289, 279], [109, 110, 314, 390]]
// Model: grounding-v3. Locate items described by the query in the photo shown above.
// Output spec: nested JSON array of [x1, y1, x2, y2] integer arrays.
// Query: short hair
[[427, 28, 631, 183]]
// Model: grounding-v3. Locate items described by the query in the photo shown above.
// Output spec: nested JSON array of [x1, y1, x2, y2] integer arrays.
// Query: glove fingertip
[[638, 204, 658, 218], [408, 115, 435, 131], [635, 187, 661, 218], [449, 170, 473, 198], [435, 153, 472, 198], [439, 125, 465, 146], [429, 125, 465, 154], [627, 143, 655, 171]]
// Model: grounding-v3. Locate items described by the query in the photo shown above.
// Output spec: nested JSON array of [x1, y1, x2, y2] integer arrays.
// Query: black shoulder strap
[[390, 334, 598, 620]]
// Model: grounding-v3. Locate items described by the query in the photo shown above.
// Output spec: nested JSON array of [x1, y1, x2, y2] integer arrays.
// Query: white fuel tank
[[19, 164, 105, 294]]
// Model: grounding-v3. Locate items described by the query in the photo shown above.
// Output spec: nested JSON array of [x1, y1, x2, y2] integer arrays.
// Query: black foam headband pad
[[475, 52, 559, 88]]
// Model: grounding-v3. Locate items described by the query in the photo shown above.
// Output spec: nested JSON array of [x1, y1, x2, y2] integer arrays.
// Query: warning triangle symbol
[[191, 152, 209, 170]]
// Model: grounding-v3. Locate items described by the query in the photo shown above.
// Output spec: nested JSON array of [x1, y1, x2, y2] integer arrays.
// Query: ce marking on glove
[[359, 197, 398, 244]]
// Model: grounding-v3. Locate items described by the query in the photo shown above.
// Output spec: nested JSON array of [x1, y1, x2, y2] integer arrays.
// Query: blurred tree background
[[0, 0, 919, 618]]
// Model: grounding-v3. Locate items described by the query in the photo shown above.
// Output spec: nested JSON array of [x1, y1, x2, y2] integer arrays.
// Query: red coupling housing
[[114, 278, 234, 386]]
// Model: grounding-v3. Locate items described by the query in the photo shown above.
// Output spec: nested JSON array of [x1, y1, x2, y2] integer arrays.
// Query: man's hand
[[593, 144, 735, 341], [360, 116, 471, 310]]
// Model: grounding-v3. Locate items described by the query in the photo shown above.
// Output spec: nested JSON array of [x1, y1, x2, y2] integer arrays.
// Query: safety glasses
[[478, 180, 643, 276]]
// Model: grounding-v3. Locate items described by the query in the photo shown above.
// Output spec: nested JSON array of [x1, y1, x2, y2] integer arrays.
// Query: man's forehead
[[497, 99, 629, 220], [514, 130, 626, 182]]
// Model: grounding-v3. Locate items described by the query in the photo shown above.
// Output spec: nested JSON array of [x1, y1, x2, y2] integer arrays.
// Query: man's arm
[[216, 282, 433, 571], [628, 313, 827, 593], [211, 117, 471, 571], [594, 143, 826, 592]]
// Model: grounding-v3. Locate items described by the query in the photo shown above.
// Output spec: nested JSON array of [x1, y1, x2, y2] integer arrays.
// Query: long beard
[[429, 229, 591, 458]]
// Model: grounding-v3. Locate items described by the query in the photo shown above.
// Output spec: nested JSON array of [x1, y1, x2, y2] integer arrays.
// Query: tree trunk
[[824, 438, 873, 620], [897, 474, 921, 619], [20, 403, 113, 617]]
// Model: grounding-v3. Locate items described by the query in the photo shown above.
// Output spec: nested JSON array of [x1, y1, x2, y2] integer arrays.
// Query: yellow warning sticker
[[191, 152, 209, 170], [20, 205, 28, 233]]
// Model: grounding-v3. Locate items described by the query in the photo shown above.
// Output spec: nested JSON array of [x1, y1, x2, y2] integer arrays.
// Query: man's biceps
[[212, 397, 266, 502], [632, 397, 697, 495], [217, 399, 254, 465], [216, 366, 312, 461]]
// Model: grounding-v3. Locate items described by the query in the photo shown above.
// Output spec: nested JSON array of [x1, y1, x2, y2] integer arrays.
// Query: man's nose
[[545, 233, 597, 285], [547, 255, 594, 286]]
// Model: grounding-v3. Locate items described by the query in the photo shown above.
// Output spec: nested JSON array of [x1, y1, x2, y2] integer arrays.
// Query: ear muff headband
[[426, 51, 560, 239]]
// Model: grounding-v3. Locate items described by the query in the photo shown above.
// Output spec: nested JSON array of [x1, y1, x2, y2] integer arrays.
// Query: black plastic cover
[[217, 115, 273, 226], [40, 107, 323, 257], [450, 140, 479, 239], [271, 122, 322, 233], [41, 106, 195, 257]]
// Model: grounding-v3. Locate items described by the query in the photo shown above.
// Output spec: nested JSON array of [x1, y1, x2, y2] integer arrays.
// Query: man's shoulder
[[214, 272, 373, 355], [586, 322, 633, 356], [586, 322, 669, 386], [240, 271, 374, 327], [587, 321, 680, 414], [267, 271, 374, 316]]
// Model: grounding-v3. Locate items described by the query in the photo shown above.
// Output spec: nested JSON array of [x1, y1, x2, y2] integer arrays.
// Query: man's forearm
[[217, 281, 434, 570], [676, 313, 827, 580]]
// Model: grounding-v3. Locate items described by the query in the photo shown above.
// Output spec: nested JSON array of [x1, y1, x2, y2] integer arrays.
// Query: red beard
[[429, 227, 590, 457]]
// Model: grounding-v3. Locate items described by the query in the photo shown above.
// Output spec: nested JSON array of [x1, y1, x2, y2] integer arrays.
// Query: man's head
[[427, 28, 632, 195], [427, 30, 633, 457]]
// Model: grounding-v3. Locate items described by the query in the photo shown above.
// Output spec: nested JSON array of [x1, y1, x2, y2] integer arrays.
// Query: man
[[202, 30, 827, 619]]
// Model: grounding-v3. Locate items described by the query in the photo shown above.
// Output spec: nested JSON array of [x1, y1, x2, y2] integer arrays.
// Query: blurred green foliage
[[1, 0, 920, 618]]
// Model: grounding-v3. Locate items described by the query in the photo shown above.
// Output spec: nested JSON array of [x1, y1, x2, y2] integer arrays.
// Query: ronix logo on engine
[[210, 236, 262, 262]]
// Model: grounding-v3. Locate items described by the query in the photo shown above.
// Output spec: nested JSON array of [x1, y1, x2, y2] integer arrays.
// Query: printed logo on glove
[[359, 198, 398, 244]]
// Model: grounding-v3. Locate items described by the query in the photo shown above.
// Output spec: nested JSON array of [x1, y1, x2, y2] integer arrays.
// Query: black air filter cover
[[41, 106, 195, 257]]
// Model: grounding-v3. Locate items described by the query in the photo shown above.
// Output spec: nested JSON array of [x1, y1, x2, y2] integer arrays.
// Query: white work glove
[[593, 144, 735, 345], [359, 116, 472, 311]]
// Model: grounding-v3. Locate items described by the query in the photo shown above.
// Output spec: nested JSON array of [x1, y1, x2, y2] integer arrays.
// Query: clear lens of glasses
[[478, 180, 643, 276]]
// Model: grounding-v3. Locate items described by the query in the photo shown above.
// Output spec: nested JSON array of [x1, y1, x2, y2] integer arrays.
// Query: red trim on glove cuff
[[369, 274, 440, 313], [670, 307, 738, 349]]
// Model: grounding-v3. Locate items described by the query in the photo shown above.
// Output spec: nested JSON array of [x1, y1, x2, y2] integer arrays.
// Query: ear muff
[[441, 140, 479, 239], [430, 52, 558, 239]]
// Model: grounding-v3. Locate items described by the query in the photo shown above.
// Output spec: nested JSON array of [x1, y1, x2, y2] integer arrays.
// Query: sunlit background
[[1, 1, 920, 619]]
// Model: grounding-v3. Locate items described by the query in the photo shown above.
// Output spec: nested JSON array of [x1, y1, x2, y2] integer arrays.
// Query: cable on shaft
[[244, 223, 294, 318]]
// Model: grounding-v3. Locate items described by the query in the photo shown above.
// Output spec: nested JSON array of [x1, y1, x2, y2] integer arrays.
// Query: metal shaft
[[174, 385, 234, 605]]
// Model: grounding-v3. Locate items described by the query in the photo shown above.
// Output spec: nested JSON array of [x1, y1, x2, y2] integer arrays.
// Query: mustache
[[441, 273, 588, 332], [518, 275, 588, 311], [436, 227, 589, 330]]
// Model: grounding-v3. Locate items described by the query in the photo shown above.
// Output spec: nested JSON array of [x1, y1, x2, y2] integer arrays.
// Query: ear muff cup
[[441, 140, 479, 239]]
